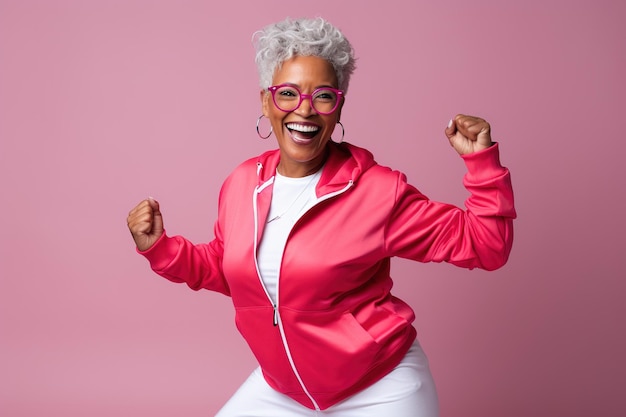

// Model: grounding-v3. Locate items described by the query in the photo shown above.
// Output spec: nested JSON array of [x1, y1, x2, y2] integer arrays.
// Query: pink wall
[[1, 0, 624, 416]]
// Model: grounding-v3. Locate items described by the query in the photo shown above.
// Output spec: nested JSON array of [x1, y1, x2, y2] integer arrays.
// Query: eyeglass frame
[[267, 84, 344, 115]]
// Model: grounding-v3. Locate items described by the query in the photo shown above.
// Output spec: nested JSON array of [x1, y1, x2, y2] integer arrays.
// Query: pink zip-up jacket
[[139, 141, 516, 410]]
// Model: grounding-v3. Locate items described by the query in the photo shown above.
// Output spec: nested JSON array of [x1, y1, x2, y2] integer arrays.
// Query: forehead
[[272, 55, 338, 87]]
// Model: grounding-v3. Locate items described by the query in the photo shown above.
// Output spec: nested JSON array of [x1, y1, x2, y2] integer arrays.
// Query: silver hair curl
[[253, 17, 357, 93]]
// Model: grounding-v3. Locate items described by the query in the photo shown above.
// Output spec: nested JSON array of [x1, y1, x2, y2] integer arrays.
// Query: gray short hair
[[253, 17, 356, 93]]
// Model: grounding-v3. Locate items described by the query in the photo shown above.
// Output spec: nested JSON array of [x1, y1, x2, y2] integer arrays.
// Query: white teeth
[[286, 123, 319, 133]]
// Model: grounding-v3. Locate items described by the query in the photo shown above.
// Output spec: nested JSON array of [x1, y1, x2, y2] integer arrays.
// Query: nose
[[294, 94, 316, 116]]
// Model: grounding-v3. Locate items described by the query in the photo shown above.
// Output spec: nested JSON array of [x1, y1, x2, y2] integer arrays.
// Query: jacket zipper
[[273, 304, 278, 326], [253, 163, 354, 410]]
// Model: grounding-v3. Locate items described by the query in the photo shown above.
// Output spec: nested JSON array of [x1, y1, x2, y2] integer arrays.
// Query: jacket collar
[[255, 142, 376, 197]]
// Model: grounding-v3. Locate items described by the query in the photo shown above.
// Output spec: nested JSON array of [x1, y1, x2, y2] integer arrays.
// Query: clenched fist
[[127, 198, 164, 251], [445, 114, 493, 155]]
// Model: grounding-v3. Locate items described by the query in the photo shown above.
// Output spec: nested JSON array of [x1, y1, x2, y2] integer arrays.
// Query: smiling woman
[[126, 16, 516, 417]]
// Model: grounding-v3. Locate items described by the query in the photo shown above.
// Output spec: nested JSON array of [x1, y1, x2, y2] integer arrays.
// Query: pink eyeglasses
[[268, 84, 344, 115]]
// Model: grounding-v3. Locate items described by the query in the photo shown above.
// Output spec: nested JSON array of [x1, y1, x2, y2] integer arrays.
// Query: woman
[[127, 17, 515, 417]]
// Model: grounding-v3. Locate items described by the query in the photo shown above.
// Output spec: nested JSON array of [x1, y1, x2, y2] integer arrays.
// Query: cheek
[[323, 115, 339, 132], [268, 109, 285, 126]]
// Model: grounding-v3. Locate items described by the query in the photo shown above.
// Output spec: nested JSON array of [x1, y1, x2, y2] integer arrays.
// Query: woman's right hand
[[127, 198, 164, 251]]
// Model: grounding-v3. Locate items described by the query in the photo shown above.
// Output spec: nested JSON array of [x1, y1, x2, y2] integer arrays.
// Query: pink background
[[1, 0, 624, 416]]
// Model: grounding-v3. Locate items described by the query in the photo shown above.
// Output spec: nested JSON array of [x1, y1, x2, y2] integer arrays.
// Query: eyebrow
[[279, 82, 338, 90]]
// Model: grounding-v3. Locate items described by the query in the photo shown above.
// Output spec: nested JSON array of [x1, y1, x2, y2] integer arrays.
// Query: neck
[[277, 150, 329, 178]]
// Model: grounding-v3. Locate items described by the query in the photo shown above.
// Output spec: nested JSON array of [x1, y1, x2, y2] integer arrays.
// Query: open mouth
[[286, 122, 320, 142]]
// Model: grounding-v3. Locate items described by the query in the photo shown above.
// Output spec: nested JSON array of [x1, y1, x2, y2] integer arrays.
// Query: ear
[[260, 89, 270, 116], [336, 96, 345, 121]]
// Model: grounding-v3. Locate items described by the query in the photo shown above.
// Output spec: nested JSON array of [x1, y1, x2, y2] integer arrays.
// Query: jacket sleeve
[[137, 221, 231, 296], [384, 143, 516, 271]]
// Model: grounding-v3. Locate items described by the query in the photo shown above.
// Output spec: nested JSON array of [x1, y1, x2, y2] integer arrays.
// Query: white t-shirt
[[257, 169, 322, 304]]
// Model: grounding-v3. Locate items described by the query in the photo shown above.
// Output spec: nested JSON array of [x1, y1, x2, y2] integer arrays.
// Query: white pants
[[215, 340, 439, 417]]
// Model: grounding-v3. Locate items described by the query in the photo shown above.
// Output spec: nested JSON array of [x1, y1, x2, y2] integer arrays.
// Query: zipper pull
[[273, 305, 278, 326]]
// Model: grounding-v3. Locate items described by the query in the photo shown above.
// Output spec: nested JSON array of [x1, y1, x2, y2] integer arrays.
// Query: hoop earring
[[256, 115, 273, 139], [332, 121, 345, 144]]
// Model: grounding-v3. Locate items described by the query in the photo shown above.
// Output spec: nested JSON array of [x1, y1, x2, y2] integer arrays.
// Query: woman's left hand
[[445, 114, 493, 155]]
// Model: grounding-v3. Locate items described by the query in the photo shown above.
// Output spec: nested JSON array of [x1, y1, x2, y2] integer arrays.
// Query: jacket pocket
[[278, 308, 382, 395]]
